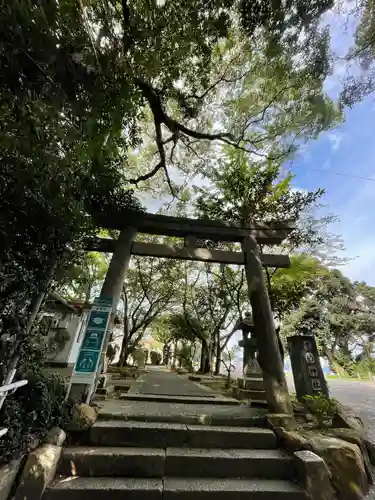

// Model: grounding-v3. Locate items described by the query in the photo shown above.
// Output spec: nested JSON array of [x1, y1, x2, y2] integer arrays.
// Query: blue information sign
[[72, 295, 113, 378], [82, 329, 105, 350], [87, 310, 110, 330], [76, 349, 100, 373]]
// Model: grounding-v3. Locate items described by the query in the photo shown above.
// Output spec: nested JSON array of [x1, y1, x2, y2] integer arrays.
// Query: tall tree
[[195, 148, 327, 247], [174, 262, 246, 374], [282, 268, 375, 372], [56, 252, 109, 303], [118, 248, 183, 366], [269, 254, 324, 320], [340, 0, 375, 106]]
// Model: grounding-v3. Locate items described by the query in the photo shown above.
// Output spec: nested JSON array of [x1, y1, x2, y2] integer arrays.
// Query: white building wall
[[67, 311, 89, 365]]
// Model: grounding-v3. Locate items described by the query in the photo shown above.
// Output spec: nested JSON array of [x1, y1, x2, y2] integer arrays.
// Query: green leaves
[[195, 148, 323, 244], [281, 266, 375, 371], [271, 254, 323, 317], [340, 0, 375, 107]]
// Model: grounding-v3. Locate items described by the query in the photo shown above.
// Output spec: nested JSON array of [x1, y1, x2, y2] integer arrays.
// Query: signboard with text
[[287, 335, 329, 400], [71, 296, 113, 385]]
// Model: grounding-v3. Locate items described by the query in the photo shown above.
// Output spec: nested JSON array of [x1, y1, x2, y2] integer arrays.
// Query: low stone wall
[[14, 427, 67, 500], [0, 459, 21, 500], [267, 402, 375, 500]]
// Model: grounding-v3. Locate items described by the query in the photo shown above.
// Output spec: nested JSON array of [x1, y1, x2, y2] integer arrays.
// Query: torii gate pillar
[[241, 235, 292, 415]]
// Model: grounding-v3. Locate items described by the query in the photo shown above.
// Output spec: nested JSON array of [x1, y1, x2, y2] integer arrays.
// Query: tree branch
[[126, 161, 163, 184], [135, 78, 235, 142], [131, 74, 293, 188]]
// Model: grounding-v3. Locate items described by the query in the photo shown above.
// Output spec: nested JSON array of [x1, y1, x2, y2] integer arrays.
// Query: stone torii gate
[[86, 210, 294, 415]]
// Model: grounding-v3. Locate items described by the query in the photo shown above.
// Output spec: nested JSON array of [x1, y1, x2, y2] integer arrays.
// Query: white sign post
[[67, 296, 113, 403]]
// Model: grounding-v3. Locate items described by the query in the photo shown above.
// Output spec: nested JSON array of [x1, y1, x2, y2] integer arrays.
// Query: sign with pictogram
[[70, 296, 113, 389], [76, 349, 100, 373]]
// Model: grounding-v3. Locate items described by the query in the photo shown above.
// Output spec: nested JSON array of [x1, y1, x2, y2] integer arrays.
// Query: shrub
[[108, 366, 120, 373], [118, 367, 137, 379], [150, 351, 162, 365], [0, 370, 73, 465], [302, 393, 338, 425]]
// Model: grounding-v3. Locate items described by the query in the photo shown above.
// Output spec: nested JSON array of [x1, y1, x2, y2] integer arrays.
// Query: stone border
[[0, 459, 21, 500], [268, 410, 374, 500], [294, 450, 335, 500], [14, 428, 66, 500]]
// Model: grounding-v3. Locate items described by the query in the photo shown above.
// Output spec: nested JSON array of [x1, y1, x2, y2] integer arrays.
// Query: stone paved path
[[99, 367, 266, 425], [137, 367, 217, 398]]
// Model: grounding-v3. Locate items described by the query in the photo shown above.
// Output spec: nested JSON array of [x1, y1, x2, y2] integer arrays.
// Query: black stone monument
[[287, 335, 329, 400]]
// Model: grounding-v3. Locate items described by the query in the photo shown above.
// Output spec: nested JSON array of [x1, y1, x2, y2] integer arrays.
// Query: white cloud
[[341, 238, 375, 283], [328, 131, 344, 151], [291, 186, 308, 194]]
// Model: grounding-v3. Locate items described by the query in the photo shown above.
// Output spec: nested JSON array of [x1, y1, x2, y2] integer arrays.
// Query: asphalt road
[[287, 375, 375, 441]]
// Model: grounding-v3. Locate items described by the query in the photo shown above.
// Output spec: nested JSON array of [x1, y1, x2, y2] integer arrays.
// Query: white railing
[[0, 379, 28, 438]]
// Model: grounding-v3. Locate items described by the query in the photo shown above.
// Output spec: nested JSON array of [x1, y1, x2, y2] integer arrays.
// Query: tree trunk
[[85, 282, 92, 304], [325, 347, 346, 374], [119, 314, 131, 367], [225, 370, 231, 389], [199, 339, 211, 374], [119, 340, 130, 367], [172, 339, 177, 368], [210, 340, 215, 373], [214, 332, 221, 376], [163, 343, 171, 365]]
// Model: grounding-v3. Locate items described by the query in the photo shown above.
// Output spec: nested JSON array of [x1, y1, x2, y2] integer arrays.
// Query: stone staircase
[[43, 417, 308, 500], [234, 376, 268, 407]]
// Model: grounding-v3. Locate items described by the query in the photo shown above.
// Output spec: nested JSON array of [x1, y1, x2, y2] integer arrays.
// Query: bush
[[0, 370, 73, 465], [118, 367, 137, 379], [302, 393, 338, 425], [150, 351, 162, 365]]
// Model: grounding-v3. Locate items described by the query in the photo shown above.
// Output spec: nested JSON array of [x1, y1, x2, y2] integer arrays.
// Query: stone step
[[237, 378, 264, 391], [98, 374, 112, 387], [89, 421, 277, 449], [113, 382, 131, 391], [58, 447, 165, 478], [58, 447, 293, 480], [163, 478, 308, 500], [43, 477, 162, 500], [95, 384, 115, 396], [44, 477, 307, 500], [165, 448, 294, 479], [97, 403, 267, 428], [250, 400, 269, 409], [236, 389, 267, 401], [119, 393, 240, 405], [100, 412, 267, 428]]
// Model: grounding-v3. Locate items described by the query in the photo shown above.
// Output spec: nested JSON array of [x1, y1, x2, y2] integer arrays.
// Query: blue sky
[[290, 99, 375, 284], [142, 5, 375, 286], [289, 5, 375, 285]]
